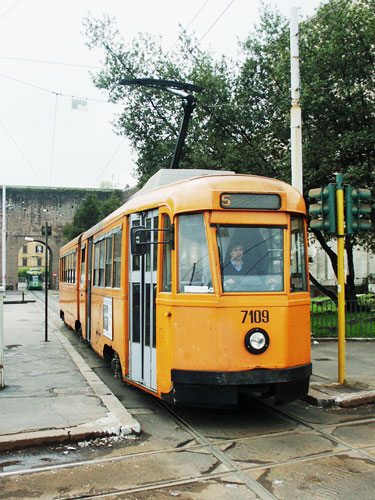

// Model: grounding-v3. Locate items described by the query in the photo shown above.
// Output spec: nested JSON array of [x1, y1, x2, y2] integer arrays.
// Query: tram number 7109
[[241, 310, 269, 324]]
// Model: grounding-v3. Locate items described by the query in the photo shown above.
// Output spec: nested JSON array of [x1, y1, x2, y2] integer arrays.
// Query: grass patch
[[311, 294, 375, 338]]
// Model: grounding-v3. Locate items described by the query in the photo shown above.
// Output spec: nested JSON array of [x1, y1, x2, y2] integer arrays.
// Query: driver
[[223, 242, 250, 288]]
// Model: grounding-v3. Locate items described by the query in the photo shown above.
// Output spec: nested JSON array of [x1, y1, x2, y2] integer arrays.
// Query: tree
[[83, 17, 255, 185], [238, 0, 375, 302], [83, 1, 375, 300], [63, 194, 101, 240], [63, 192, 124, 241], [63, 193, 124, 241], [98, 193, 123, 220]]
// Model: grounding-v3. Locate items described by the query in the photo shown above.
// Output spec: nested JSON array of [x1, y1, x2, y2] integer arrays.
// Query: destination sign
[[220, 193, 281, 210]]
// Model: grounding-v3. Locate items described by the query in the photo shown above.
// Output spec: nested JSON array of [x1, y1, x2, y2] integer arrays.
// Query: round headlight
[[244, 328, 270, 355]]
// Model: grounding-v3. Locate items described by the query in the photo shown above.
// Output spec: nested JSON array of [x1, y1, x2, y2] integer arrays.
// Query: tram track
[[6, 290, 374, 499], [3, 387, 375, 500], [25, 290, 278, 498]]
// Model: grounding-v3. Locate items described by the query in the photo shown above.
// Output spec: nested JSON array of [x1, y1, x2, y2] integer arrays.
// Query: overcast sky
[[0, 0, 324, 190]]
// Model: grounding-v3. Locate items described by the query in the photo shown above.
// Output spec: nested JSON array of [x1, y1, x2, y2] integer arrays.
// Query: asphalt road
[[1, 290, 375, 499]]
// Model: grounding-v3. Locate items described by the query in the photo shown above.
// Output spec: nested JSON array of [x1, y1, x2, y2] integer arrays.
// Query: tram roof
[[124, 170, 306, 215], [135, 169, 235, 194], [61, 170, 306, 252]]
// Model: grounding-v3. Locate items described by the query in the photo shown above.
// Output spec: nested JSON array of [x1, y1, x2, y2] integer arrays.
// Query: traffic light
[[345, 187, 371, 235], [308, 184, 336, 234]]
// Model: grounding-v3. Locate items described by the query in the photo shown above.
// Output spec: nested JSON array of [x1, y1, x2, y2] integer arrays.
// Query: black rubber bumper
[[171, 363, 312, 386], [161, 364, 312, 408]]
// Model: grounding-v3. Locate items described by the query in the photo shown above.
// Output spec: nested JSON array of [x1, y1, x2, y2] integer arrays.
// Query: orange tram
[[59, 169, 311, 408]]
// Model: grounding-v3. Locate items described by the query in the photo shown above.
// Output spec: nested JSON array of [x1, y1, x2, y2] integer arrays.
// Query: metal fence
[[311, 298, 375, 338]]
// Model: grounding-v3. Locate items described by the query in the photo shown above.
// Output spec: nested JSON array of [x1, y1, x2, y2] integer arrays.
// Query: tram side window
[[93, 243, 100, 286], [60, 252, 76, 284], [105, 236, 113, 287], [68, 254, 72, 283], [60, 257, 64, 282], [99, 240, 105, 286], [113, 231, 122, 288], [146, 217, 152, 272], [178, 213, 213, 293], [290, 216, 308, 293], [161, 214, 172, 292], [73, 252, 76, 283], [80, 247, 85, 287]]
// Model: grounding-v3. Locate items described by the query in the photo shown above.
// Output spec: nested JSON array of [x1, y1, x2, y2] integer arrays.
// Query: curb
[[0, 309, 140, 451], [55, 329, 141, 436], [305, 388, 375, 408]]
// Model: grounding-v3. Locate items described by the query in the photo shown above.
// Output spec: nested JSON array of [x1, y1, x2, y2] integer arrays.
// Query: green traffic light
[[308, 184, 336, 234], [345, 186, 372, 234]]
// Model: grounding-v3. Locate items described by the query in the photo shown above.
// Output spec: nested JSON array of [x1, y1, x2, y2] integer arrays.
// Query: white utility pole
[[2, 185, 6, 297], [290, 7, 303, 194], [0, 285, 4, 388]]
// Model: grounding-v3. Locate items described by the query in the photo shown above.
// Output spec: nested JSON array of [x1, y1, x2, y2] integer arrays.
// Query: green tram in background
[[26, 269, 43, 290]]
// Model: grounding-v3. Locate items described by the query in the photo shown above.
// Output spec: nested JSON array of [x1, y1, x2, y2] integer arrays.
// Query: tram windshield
[[216, 225, 284, 292]]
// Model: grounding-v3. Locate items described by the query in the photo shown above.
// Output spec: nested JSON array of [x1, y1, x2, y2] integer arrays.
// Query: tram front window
[[217, 225, 284, 292]]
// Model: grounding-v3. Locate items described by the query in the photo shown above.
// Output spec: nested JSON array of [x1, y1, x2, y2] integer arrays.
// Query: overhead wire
[[0, 72, 118, 105], [0, 118, 45, 185], [167, 0, 210, 54], [192, 0, 236, 51], [92, 136, 128, 187], [0, 71, 250, 110], [0, 55, 103, 70], [302, 0, 351, 24], [0, 0, 238, 188], [0, 0, 22, 20]]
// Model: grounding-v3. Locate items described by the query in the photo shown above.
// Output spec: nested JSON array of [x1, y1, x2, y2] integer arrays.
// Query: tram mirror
[[130, 224, 175, 255], [130, 226, 147, 256]]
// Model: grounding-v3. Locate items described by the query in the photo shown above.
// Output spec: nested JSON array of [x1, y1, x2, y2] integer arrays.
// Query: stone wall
[[0, 186, 134, 289]]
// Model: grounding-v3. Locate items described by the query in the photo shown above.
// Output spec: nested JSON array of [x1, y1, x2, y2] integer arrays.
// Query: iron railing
[[311, 298, 375, 338]]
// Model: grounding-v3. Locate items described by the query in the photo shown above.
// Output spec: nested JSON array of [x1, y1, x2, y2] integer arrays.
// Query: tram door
[[129, 210, 158, 391]]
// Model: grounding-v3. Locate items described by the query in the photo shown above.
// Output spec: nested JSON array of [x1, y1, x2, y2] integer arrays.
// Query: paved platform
[[0, 292, 140, 451], [307, 340, 375, 408], [0, 291, 375, 451]]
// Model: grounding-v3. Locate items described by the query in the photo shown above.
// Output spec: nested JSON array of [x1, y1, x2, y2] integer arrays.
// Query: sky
[[0, 0, 324, 190]]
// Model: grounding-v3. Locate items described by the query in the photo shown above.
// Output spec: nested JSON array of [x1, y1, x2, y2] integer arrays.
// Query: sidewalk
[[307, 340, 375, 408], [0, 292, 140, 451], [0, 293, 375, 452]]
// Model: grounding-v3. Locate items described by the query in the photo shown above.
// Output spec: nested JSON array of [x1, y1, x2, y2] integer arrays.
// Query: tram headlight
[[244, 328, 270, 355]]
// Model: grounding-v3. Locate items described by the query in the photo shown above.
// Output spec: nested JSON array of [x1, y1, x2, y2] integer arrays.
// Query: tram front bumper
[[162, 364, 312, 408]]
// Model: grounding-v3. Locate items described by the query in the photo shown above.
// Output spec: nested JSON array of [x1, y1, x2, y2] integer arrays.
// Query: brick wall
[[0, 186, 133, 289]]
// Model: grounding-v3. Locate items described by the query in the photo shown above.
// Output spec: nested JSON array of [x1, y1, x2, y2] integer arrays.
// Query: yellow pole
[[336, 176, 346, 383]]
